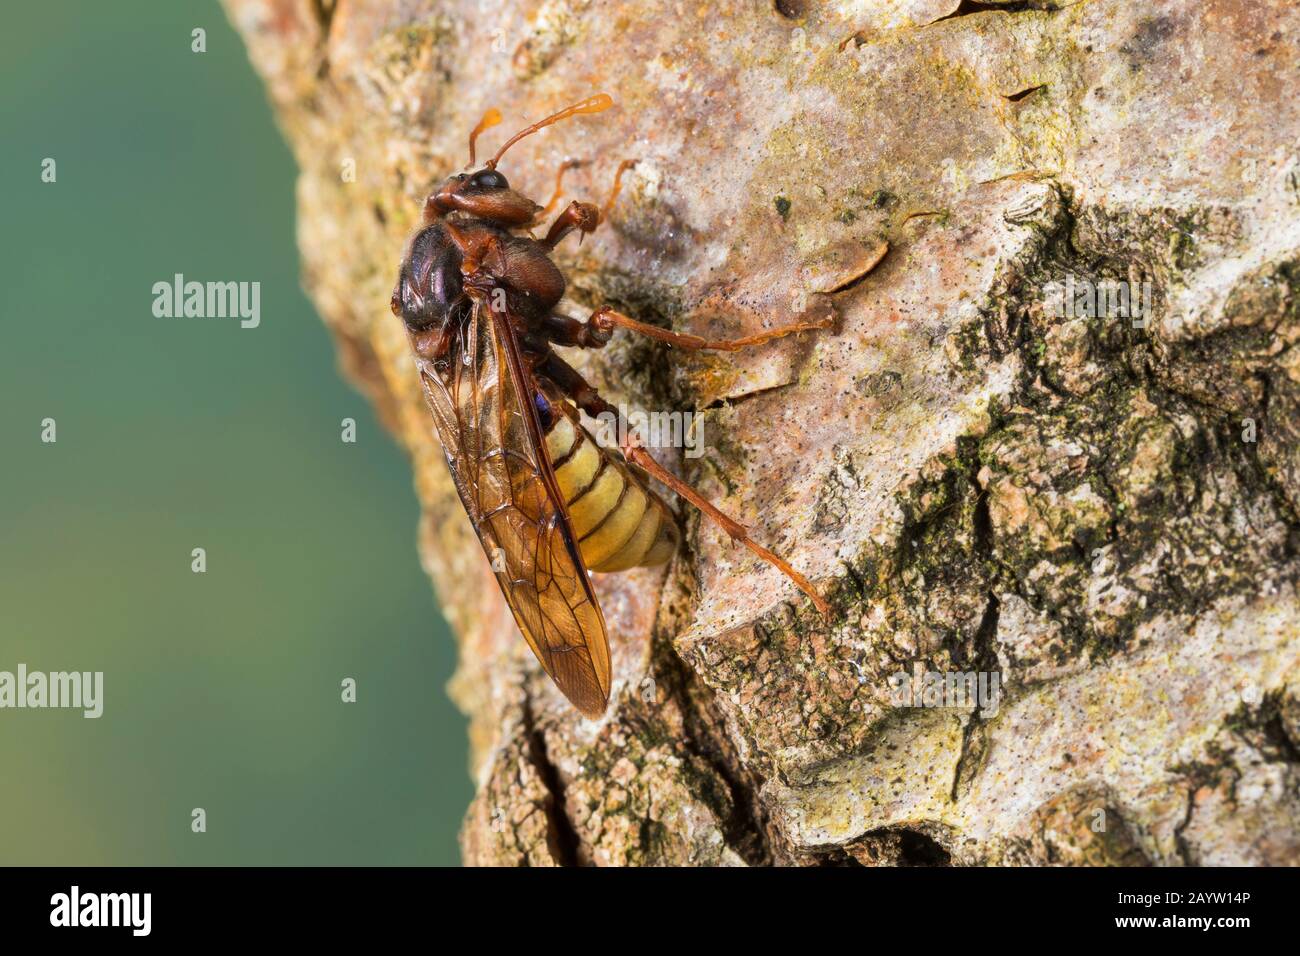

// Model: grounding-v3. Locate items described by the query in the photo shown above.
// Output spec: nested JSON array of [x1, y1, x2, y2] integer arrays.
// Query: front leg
[[452, 227, 567, 315], [536, 158, 587, 219], [538, 158, 638, 248], [541, 200, 600, 250]]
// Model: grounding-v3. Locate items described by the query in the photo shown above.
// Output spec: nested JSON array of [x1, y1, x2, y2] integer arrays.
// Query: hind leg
[[536, 352, 830, 615]]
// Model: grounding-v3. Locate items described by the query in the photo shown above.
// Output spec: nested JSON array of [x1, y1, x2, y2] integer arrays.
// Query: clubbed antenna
[[467, 107, 503, 167], [485, 94, 613, 170]]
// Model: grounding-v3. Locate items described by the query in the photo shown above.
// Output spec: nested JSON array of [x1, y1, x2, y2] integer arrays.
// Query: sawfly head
[[423, 93, 614, 228], [425, 166, 540, 227]]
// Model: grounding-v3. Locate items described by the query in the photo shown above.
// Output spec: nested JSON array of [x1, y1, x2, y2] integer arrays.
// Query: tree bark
[[225, 0, 1300, 865]]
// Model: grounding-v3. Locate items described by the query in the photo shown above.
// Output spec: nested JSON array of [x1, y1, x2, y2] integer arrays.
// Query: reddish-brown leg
[[600, 159, 638, 218], [530, 313, 612, 350], [539, 158, 639, 249], [588, 305, 833, 352], [449, 228, 508, 290], [541, 201, 600, 250], [625, 438, 830, 614], [537, 352, 831, 616], [536, 158, 587, 220]]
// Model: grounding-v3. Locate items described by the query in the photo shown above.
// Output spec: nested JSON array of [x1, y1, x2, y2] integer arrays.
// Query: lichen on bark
[[225, 0, 1300, 865]]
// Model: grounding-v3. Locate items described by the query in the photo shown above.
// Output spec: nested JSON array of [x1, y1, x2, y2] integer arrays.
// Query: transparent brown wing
[[413, 299, 610, 717]]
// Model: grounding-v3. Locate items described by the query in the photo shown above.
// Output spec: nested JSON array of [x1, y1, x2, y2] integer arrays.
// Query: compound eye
[[468, 169, 509, 190]]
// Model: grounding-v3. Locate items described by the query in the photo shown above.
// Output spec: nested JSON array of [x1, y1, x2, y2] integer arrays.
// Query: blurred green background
[[0, 2, 471, 864]]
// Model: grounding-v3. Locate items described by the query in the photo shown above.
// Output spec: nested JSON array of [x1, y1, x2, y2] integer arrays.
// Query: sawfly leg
[[541, 201, 601, 250], [537, 349, 831, 616], [587, 306, 833, 352]]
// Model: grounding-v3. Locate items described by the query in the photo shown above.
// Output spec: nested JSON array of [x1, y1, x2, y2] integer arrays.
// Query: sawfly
[[391, 94, 831, 717]]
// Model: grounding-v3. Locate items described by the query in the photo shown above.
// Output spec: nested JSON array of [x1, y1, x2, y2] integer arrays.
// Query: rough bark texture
[[225, 0, 1300, 865]]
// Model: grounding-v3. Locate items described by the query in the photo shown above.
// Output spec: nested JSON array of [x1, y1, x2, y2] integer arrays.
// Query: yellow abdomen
[[544, 415, 678, 572]]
